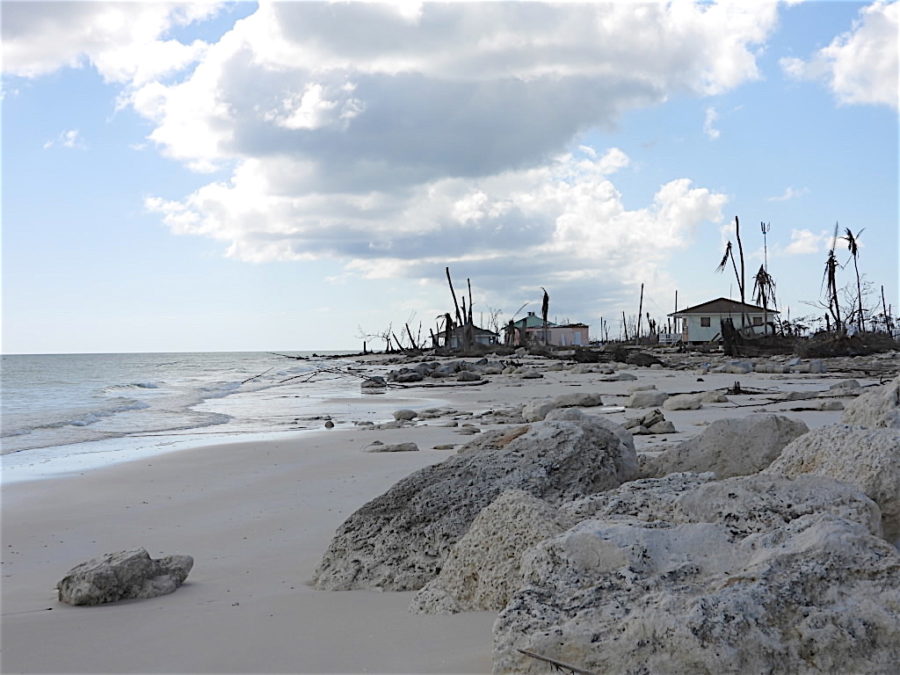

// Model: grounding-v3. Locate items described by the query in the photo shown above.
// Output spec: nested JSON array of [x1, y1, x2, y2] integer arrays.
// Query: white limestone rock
[[641, 414, 808, 479], [700, 389, 729, 403], [663, 393, 703, 411], [493, 514, 900, 674], [57, 548, 193, 606], [626, 390, 669, 408], [410, 490, 571, 614], [523, 393, 604, 421], [841, 375, 900, 428], [313, 410, 637, 591], [366, 441, 420, 453], [765, 424, 900, 543]]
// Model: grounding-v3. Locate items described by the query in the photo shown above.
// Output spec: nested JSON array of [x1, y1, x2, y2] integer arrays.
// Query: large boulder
[[57, 548, 193, 606], [841, 375, 900, 428], [562, 472, 882, 539], [522, 392, 604, 421], [493, 514, 900, 674], [313, 410, 637, 591], [641, 414, 808, 479], [410, 490, 571, 614], [626, 390, 669, 408], [765, 424, 900, 544]]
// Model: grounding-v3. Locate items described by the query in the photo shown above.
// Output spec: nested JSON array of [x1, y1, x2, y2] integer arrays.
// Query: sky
[[2, 0, 898, 354]]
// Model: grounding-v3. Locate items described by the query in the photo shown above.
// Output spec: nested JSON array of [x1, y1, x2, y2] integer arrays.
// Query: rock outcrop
[[641, 414, 808, 479], [57, 548, 193, 606], [493, 514, 900, 674], [841, 375, 900, 428], [522, 392, 604, 421], [313, 411, 637, 591], [765, 424, 900, 543], [410, 490, 571, 614]]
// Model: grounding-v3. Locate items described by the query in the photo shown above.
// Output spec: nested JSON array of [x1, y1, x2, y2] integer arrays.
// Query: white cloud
[[703, 106, 721, 139], [43, 129, 86, 150], [782, 227, 849, 255], [767, 186, 809, 202], [1, 2, 220, 85], [780, 1, 899, 110]]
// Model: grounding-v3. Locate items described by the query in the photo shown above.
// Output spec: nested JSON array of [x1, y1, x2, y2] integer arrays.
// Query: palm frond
[[715, 242, 733, 273]]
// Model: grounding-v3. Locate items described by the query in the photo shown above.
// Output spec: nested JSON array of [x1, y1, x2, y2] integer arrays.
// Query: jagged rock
[[765, 424, 900, 543], [561, 472, 880, 539], [641, 414, 808, 479], [700, 389, 729, 403], [313, 410, 637, 591], [561, 472, 716, 523], [828, 379, 862, 394], [624, 408, 665, 430], [717, 360, 752, 374], [361, 376, 387, 390], [647, 420, 676, 434], [522, 393, 604, 421], [625, 351, 663, 367], [493, 514, 900, 674], [841, 375, 900, 428], [410, 491, 570, 614], [601, 372, 638, 382], [57, 548, 193, 606], [663, 393, 703, 411], [521, 399, 557, 422], [393, 409, 417, 421], [626, 390, 669, 408], [366, 441, 419, 453]]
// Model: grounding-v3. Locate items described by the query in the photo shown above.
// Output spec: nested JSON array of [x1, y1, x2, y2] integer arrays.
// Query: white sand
[[1, 355, 885, 673]]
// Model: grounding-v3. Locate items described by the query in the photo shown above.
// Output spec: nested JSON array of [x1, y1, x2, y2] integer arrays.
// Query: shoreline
[[2, 350, 897, 673]]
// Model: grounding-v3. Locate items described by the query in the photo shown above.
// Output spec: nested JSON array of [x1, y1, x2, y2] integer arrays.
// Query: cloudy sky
[[3, 0, 897, 353]]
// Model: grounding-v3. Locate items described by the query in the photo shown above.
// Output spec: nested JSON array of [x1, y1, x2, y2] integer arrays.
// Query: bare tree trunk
[[636, 283, 644, 343], [622, 311, 629, 341], [405, 323, 418, 350], [446, 267, 463, 326]]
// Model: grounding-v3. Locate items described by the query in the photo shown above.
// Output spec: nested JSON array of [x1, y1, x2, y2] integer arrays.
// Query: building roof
[[669, 297, 779, 316], [511, 312, 556, 329]]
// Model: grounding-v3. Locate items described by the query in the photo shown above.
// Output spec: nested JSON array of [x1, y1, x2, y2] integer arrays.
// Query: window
[[752, 316, 763, 325], [700, 316, 711, 327]]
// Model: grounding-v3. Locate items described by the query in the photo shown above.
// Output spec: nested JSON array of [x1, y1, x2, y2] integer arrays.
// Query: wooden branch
[[517, 649, 597, 675]]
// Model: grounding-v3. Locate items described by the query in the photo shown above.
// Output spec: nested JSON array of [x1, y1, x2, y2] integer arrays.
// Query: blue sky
[[2, 1, 897, 354]]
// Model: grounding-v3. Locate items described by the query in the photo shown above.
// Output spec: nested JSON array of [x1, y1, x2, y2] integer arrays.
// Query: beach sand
[[1, 353, 892, 673]]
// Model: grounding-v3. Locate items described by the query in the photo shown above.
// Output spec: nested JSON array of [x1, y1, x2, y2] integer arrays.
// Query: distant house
[[669, 298, 779, 344], [506, 311, 590, 347], [446, 325, 500, 350]]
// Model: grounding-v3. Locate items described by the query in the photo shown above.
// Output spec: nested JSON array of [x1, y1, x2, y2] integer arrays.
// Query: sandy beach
[[2, 350, 897, 673]]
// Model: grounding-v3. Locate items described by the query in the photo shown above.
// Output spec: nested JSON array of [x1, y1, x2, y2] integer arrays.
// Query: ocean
[[0, 351, 428, 484]]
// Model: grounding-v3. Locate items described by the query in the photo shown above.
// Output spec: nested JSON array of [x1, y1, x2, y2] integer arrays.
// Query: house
[[669, 298, 779, 344], [446, 324, 500, 350], [505, 312, 590, 347]]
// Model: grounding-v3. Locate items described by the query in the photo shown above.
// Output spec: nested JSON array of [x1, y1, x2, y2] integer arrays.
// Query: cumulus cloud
[[1, 2, 220, 85], [7, 2, 775, 315], [781, 1, 899, 110]]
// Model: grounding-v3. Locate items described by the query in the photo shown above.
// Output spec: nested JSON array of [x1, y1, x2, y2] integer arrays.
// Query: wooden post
[[622, 311, 629, 341]]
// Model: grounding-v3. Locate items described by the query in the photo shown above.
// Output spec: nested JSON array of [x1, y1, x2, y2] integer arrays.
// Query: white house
[[669, 298, 779, 344]]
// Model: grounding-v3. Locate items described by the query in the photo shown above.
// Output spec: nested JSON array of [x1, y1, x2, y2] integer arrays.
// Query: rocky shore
[[2, 348, 897, 673]]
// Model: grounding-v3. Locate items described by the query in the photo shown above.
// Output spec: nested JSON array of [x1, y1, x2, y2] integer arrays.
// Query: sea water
[[1, 352, 425, 483]]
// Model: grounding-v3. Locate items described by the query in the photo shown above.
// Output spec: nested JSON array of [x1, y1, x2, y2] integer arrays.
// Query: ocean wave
[[103, 382, 160, 392]]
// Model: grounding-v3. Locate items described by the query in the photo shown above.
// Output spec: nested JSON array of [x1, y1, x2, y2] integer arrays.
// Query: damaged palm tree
[[541, 287, 550, 345], [716, 216, 747, 327], [842, 227, 866, 332], [752, 264, 778, 334], [823, 223, 843, 335]]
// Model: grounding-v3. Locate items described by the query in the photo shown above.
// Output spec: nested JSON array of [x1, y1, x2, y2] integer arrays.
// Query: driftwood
[[517, 649, 597, 675]]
